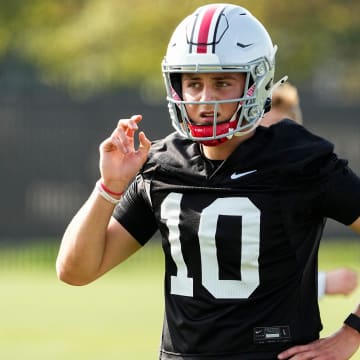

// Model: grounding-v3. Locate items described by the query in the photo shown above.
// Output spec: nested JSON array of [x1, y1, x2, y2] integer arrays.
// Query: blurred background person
[[262, 81, 303, 127]]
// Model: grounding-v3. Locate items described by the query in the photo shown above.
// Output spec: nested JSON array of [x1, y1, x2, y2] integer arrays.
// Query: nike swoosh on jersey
[[230, 170, 257, 180]]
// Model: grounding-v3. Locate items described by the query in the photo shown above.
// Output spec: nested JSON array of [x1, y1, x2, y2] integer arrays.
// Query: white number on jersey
[[160, 193, 260, 299]]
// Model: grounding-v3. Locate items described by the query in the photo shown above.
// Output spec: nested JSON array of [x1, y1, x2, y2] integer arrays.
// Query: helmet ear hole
[[170, 74, 182, 100]]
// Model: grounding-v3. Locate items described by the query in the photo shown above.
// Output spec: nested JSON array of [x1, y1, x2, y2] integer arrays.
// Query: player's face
[[181, 72, 246, 125]]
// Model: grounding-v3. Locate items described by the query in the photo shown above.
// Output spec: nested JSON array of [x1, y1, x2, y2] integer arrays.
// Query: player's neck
[[201, 131, 255, 160]]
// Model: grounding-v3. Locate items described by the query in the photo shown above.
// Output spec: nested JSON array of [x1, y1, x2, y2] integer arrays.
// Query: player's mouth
[[198, 111, 220, 125]]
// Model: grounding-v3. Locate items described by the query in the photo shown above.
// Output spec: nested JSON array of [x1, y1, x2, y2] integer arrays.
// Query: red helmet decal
[[187, 5, 228, 54], [197, 5, 218, 53]]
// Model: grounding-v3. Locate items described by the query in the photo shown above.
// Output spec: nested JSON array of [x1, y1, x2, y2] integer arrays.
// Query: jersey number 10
[[161, 193, 261, 299]]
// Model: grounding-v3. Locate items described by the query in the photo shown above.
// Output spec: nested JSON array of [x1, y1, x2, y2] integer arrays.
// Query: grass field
[[0, 239, 358, 359]]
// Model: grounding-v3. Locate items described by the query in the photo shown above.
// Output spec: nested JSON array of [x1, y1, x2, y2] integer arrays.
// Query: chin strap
[[233, 116, 263, 138]]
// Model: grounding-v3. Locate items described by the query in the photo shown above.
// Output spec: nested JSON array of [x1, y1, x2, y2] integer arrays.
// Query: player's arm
[[278, 303, 360, 359], [56, 189, 142, 285], [278, 318, 360, 359], [56, 115, 151, 286], [350, 216, 360, 234]]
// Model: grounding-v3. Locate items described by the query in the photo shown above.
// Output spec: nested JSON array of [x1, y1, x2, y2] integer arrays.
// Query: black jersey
[[113, 120, 360, 359]]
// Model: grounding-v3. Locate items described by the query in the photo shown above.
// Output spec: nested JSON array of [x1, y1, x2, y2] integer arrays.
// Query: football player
[[57, 3, 360, 359]]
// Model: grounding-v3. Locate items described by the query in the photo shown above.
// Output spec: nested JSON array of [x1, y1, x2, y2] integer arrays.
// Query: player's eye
[[187, 81, 201, 88], [216, 80, 233, 88]]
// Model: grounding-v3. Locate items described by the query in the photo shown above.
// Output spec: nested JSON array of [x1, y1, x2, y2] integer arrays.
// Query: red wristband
[[100, 182, 123, 196]]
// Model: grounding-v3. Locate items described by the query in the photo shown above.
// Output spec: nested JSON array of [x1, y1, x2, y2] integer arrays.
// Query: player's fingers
[[130, 114, 143, 124], [101, 115, 144, 154], [111, 127, 132, 154], [277, 341, 321, 359], [99, 137, 118, 153], [138, 131, 151, 157], [114, 117, 140, 153], [99, 125, 130, 154], [118, 114, 142, 136]]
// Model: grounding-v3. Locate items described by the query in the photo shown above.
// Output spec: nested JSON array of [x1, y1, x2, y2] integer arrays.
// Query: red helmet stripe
[[197, 5, 219, 53]]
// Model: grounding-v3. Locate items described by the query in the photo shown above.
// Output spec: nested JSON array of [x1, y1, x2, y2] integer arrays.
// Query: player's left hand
[[277, 325, 360, 359]]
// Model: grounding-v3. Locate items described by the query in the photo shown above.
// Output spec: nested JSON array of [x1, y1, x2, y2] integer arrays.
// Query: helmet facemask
[[163, 60, 275, 146]]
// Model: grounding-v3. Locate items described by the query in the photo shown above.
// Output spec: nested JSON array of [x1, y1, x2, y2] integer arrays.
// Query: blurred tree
[[1, 0, 359, 100]]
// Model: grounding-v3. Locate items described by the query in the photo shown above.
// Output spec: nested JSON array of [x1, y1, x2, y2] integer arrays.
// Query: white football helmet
[[162, 3, 278, 146]]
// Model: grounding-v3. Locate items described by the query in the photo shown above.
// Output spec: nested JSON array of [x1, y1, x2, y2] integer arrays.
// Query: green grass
[[0, 271, 164, 360], [0, 239, 358, 359], [0, 242, 164, 360], [318, 240, 360, 348]]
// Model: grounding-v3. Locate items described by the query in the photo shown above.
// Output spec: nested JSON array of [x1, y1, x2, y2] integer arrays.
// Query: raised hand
[[99, 114, 151, 193]]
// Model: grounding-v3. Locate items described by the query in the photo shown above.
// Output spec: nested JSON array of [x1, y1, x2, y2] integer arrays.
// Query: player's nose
[[199, 85, 217, 102]]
